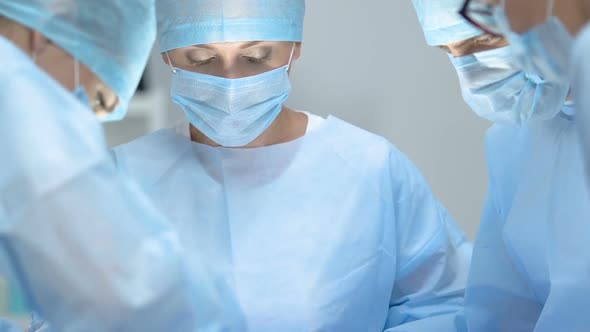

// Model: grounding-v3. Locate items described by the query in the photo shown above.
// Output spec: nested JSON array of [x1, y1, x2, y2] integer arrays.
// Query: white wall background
[[105, 0, 491, 239]]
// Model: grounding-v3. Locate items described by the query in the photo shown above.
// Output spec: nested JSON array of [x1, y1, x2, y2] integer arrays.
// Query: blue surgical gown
[[572, 22, 590, 183], [465, 107, 590, 331], [0, 319, 22, 332], [113, 117, 473, 331], [0, 36, 244, 332]]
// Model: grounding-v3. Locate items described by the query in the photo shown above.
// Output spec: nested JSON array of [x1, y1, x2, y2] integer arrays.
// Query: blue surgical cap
[[157, 0, 305, 52], [412, 0, 483, 46], [0, 0, 156, 121]]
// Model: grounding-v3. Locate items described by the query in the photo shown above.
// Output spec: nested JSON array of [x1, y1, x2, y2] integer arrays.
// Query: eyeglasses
[[460, 0, 504, 36]]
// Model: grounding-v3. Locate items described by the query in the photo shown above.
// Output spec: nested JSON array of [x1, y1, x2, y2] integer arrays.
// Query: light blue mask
[[169, 50, 294, 147], [450, 46, 569, 125], [493, 0, 574, 85]]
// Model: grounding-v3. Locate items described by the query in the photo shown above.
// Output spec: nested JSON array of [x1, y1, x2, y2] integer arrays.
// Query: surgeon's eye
[[475, 34, 505, 45], [186, 49, 217, 67], [241, 48, 272, 65], [243, 55, 270, 64], [191, 58, 215, 66]]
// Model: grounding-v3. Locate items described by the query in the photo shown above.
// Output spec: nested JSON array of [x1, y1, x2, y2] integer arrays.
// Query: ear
[[29, 30, 50, 57], [161, 51, 177, 73], [162, 52, 170, 65]]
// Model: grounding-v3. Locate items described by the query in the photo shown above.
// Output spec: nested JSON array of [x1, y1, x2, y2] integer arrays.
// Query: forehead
[[180, 41, 291, 51], [473, 0, 546, 12], [471, 0, 500, 5]]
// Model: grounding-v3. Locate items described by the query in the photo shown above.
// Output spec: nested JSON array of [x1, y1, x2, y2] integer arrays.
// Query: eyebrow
[[437, 45, 451, 53], [239, 41, 263, 49], [191, 41, 264, 50], [453, 38, 475, 48]]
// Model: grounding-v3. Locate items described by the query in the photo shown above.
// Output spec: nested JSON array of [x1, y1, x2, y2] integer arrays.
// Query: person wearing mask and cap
[[112, 0, 473, 330], [0, 1, 244, 331], [413, 0, 590, 330], [460, 0, 590, 330], [463, 0, 590, 181]]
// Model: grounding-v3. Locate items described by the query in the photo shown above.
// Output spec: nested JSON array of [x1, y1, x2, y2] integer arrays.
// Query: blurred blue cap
[[0, 0, 157, 121], [412, 0, 482, 46]]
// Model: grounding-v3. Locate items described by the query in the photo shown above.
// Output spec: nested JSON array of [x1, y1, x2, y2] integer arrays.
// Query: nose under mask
[[450, 45, 569, 126], [492, 0, 574, 86], [168, 43, 296, 147]]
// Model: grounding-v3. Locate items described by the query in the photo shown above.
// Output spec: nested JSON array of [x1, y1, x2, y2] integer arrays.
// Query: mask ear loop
[[286, 42, 296, 72], [165, 52, 177, 74]]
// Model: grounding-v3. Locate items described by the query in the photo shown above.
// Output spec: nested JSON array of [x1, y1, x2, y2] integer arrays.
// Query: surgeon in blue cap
[[0, 1, 245, 331], [412, 0, 590, 331], [112, 0, 473, 330]]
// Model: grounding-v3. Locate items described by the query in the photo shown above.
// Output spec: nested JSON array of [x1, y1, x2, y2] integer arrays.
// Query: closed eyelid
[[475, 36, 500, 44], [242, 46, 272, 57], [187, 49, 215, 59]]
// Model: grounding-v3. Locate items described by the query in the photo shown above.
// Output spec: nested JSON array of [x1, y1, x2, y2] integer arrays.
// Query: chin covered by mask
[[169, 44, 295, 148], [492, 0, 574, 86], [449, 46, 569, 126]]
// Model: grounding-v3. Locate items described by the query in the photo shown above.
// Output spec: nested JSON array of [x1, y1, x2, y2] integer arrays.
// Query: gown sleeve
[[0, 51, 244, 332], [383, 147, 472, 332]]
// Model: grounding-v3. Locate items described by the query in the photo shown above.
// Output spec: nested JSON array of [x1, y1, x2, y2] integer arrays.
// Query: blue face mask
[[493, 0, 574, 85], [169, 45, 295, 147], [450, 46, 569, 125]]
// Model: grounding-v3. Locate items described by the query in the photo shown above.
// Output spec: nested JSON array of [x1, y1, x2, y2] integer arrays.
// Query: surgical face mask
[[169, 43, 295, 147], [450, 46, 569, 125], [493, 0, 574, 85]]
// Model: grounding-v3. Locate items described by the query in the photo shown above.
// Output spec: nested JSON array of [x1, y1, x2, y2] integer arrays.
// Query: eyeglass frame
[[459, 0, 504, 36]]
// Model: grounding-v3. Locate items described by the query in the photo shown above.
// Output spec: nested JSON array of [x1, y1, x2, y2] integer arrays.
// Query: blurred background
[[1, 0, 490, 326]]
